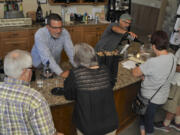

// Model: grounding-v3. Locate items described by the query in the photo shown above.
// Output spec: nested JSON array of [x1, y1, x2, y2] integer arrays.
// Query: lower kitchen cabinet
[[65, 26, 83, 45], [83, 25, 107, 47], [29, 29, 38, 51], [61, 24, 108, 62]]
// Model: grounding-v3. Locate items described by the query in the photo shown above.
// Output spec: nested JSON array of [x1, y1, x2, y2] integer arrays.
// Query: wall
[[162, 0, 179, 36], [0, 0, 104, 18], [132, 0, 162, 8]]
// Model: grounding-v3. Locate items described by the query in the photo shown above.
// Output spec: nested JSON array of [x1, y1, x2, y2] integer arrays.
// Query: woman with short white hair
[[64, 43, 118, 135]]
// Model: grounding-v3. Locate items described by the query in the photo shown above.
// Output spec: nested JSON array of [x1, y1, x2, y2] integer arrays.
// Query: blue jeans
[[139, 102, 162, 134]]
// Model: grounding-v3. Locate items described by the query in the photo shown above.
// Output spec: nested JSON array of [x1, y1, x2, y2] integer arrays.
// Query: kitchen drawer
[[84, 25, 107, 32], [0, 30, 29, 39]]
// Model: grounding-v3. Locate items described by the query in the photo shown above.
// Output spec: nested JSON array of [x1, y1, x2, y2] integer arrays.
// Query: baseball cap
[[120, 13, 132, 21]]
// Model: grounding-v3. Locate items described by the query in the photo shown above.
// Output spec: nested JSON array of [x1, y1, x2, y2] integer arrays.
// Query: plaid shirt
[[0, 77, 56, 135]]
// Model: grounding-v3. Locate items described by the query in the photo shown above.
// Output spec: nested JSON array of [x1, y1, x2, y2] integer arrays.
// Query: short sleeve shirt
[[140, 53, 176, 104], [95, 23, 124, 51]]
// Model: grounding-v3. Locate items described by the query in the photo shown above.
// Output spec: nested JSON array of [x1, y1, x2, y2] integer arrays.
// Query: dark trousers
[[139, 102, 161, 134]]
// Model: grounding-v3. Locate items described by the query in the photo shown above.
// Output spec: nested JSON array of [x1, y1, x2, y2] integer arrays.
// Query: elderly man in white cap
[[95, 13, 137, 52]]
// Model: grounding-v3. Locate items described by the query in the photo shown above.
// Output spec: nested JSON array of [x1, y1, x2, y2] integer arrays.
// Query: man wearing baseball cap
[[95, 13, 137, 52]]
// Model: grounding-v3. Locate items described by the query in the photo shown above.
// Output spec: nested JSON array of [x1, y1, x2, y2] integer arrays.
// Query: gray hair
[[4, 49, 32, 78], [74, 43, 98, 68]]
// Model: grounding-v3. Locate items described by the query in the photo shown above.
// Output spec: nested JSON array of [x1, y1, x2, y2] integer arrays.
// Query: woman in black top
[[64, 43, 118, 135]]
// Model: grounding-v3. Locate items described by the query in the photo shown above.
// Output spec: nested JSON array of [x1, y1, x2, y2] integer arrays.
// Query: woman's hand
[[132, 66, 143, 77]]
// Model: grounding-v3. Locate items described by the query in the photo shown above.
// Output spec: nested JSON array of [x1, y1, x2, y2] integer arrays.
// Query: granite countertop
[[114, 62, 140, 90], [30, 63, 141, 106], [0, 24, 39, 31], [30, 72, 72, 107]]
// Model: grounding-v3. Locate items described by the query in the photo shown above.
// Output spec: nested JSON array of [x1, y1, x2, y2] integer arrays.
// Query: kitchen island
[[1, 22, 141, 135], [31, 62, 141, 135]]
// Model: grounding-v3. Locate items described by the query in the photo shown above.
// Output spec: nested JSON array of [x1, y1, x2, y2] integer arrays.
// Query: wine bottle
[[19, 0, 23, 12], [0, 57, 4, 74], [36, 1, 43, 23], [14, 0, 19, 11], [45, 11, 49, 25], [8, 1, 12, 11], [4, 0, 8, 12], [127, 34, 144, 45], [43, 61, 53, 78]]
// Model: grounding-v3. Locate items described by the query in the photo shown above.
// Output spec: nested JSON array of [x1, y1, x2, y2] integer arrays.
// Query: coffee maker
[[106, 0, 131, 22]]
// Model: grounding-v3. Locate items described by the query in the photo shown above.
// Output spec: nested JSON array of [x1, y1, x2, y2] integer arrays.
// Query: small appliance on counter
[[4, 11, 24, 19], [1, 0, 32, 27], [73, 13, 83, 22], [106, 0, 131, 22], [3, 0, 24, 19], [0, 18, 32, 27], [0, 58, 4, 74]]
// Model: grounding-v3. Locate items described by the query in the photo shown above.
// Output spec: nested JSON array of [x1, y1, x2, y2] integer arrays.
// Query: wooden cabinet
[[83, 25, 107, 47], [83, 26, 98, 47], [48, 0, 107, 5], [65, 24, 107, 47], [61, 26, 83, 63], [82, 0, 106, 4], [29, 29, 38, 51], [61, 24, 107, 62], [60, 24, 107, 62], [51, 103, 77, 135], [65, 26, 83, 44], [0, 30, 31, 57]]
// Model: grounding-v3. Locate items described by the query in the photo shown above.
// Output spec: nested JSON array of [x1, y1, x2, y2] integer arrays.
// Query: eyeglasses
[[49, 25, 63, 30]]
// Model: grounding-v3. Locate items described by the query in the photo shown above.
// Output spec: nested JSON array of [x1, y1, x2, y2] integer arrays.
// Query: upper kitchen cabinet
[[49, 0, 80, 4], [48, 0, 107, 5], [82, 0, 106, 5]]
